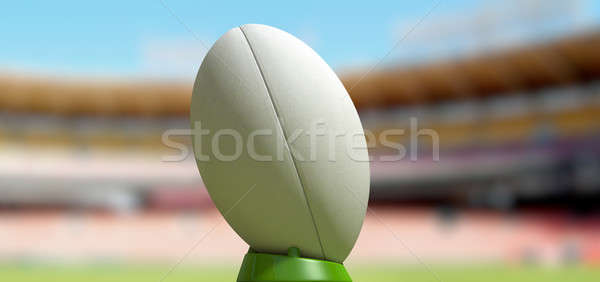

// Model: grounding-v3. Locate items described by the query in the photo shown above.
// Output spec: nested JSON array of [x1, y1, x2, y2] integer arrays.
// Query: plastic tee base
[[237, 247, 352, 282]]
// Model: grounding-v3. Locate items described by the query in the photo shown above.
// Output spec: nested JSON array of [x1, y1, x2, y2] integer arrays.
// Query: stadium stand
[[0, 30, 599, 210]]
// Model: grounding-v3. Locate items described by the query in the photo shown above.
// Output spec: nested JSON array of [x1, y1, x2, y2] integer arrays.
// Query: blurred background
[[1, 0, 600, 281]]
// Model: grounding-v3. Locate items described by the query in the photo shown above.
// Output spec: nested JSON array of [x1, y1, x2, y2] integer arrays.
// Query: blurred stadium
[[1, 0, 600, 281]]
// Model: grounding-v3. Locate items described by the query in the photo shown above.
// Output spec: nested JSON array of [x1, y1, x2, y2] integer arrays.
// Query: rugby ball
[[190, 24, 369, 263]]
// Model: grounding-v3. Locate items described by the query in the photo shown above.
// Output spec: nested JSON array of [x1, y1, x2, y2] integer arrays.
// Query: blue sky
[[2, 0, 599, 80]]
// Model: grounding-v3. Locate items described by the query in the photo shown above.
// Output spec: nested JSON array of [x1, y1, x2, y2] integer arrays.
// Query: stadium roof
[[342, 29, 600, 109], [1, 30, 599, 116]]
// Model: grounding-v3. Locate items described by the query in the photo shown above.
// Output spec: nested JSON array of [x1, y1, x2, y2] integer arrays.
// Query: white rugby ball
[[190, 24, 369, 263]]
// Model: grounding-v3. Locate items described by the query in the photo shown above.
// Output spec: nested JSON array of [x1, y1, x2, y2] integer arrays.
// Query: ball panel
[[240, 24, 370, 263], [191, 27, 324, 260]]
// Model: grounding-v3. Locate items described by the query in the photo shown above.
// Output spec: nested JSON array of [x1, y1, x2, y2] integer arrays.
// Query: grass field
[[1, 264, 599, 282]]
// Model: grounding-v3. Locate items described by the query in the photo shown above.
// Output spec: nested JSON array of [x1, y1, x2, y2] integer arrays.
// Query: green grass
[[351, 265, 600, 282], [1, 263, 599, 282]]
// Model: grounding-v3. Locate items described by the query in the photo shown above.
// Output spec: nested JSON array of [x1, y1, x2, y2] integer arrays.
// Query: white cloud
[[391, 0, 598, 63], [139, 37, 209, 80]]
